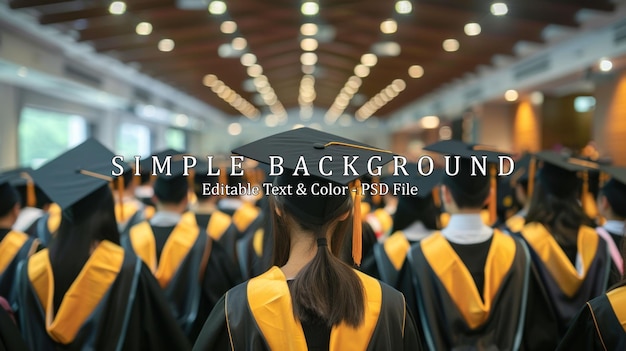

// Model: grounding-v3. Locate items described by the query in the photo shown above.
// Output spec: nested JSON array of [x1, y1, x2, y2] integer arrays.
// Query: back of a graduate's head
[[154, 175, 188, 205], [442, 158, 490, 210], [270, 173, 364, 328], [599, 179, 626, 220], [0, 182, 20, 219], [393, 193, 441, 232]]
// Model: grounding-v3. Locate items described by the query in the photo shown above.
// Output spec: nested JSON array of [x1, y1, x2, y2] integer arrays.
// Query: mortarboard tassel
[[219, 166, 228, 199], [188, 168, 197, 204], [432, 186, 441, 209], [132, 165, 141, 188], [527, 156, 536, 199], [489, 164, 497, 226], [372, 176, 381, 206], [352, 179, 363, 266], [21, 172, 36, 208], [117, 175, 125, 221]]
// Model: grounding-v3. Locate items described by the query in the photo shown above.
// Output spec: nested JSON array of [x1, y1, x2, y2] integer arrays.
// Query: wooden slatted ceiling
[[7, 0, 616, 118]]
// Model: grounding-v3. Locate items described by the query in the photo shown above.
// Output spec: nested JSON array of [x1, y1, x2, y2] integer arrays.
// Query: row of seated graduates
[[350, 144, 626, 350], [0, 147, 271, 346]]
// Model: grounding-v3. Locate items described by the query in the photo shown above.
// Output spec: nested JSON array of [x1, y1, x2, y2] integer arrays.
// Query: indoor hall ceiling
[[5, 0, 617, 121]]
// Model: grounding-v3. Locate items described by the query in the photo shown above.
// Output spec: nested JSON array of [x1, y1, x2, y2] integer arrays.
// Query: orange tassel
[[527, 156, 536, 199], [117, 176, 125, 221], [219, 166, 228, 198], [20, 172, 36, 208], [352, 179, 363, 266], [132, 165, 140, 187], [488, 164, 497, 226], [372, 176, 381, 206], [432, 186, 441, 208]]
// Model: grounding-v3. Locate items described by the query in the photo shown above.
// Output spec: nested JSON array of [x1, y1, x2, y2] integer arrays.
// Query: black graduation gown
[[405, 230, 558, 351], [519, 223, 611, 336], [125, 212, 241, 342], [0, 305, 27, 351], [194, 211, 239, 265], [16, 240, 190, 350], [192, 266, 421, 350], [0, 228, 38, 309], [557, 284, 626, 350]]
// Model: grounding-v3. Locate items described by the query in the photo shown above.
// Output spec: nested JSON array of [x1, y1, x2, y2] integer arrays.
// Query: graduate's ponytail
[[271, 194, 365, 327]]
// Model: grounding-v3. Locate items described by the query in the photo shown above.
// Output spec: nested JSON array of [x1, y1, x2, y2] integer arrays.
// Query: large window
[[116, 122, 151, 159], [166, 128, 186, 151], [18, 107, 89, 168]]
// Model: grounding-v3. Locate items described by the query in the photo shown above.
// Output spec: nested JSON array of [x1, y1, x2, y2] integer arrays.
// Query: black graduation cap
[[600, 166, 626, 218], [232, 127, 395, 186], [151, 149, 189, 203], [232, 127, 395, 265], [534, 150, 597, 198], [0, 167, 39, 208], [31, 138, 117, 210]]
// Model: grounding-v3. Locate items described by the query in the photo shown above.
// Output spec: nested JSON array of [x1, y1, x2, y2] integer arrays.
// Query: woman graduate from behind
[[557, 166, 626, 350], [193, 127, 421, 351], [16, 139, 190, 351]]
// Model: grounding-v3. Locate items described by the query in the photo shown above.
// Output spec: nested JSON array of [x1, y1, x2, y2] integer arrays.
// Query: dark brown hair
[[271, 193, 365, 327], [526, 177, 594, 246]]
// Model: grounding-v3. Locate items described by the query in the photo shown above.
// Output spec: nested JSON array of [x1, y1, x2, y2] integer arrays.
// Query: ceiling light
[[392, 79, 406, 92], [530, 91, 544, 105], [354, 64, 370, 78], [380, 19, 398, 34], [421, 116, 440, 129], [300, 23, 318, 36], [228, 122, 242, 136], [490, 2, 508, 16], [372, 41, 401, 56], [439, 126, 452, 140], [300, 38, 318, 51], [361, 53, 378, 67], [202, 74, 218, 87], [464, 23, 481, 36], [301, 2, 319, 16], [247, 64, 263, 77], [220, 21, 237, 34], [135, 22, 152, 35], [599, 59, 613, 72], [395, 0, 412, 14], [504, 89, 519, 102], [231, 37, 247, 50], [175, 114, 189, 127], [300, 52, 318, 65], [408, 65, 424, 78], [208, 1, 227, 15], [442, 39, 459, 52], [158, 39, 175, 52], [265, 114, 279, 127], [240, 53, 257, 66], [108, 1, 126, 15]]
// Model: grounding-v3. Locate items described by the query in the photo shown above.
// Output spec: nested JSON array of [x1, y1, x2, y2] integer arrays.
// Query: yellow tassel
[[372, 176, 381, 206], [489, 164, 497, 226], [352, 179, 362, 266], [132, 165, 140, 187], [188, 168, 196, 204], [117, 176, 125, 221], [432, 186, 441, 208], [527, 156, 536, 199], [20, 172, 36, 208]]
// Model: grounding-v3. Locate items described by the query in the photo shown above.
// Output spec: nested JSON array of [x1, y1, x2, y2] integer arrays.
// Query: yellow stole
[[505, 215, 525, 233], [206, 210, 232, 241], [421, 230, 516, 329], [253, 229, 264, 257], [0, 231, 30, 274], [372, 208, 393, 235], [606, 286, 626, 332], [27, 241, 124, 344], [114, 202, 139, 223], [232, 202, 260, 233], [129, 212, 200, 288], [244, 267, 382, 351], [521, 223, 599, 298], [383, 233, 411, 271]]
